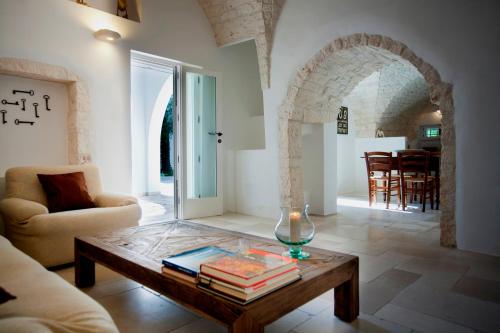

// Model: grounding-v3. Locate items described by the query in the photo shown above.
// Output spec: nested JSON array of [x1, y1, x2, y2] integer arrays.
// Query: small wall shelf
[[69, 0, 141, 23]]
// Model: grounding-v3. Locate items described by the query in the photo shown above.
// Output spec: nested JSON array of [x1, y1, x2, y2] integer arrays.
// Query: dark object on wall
[[33, 102, 39, 118], [0, 110, 7, 124], [117, 0, 129, 18], [2, 99, 19, 106], [15, 119, 34, 126], [43, 95, 51, 111], [20, 98, 26, 111], [12, 89, 34, 96], [337, 106, 348, 135]]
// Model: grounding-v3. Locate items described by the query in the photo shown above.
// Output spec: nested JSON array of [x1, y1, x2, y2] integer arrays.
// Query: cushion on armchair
[[37, 172, 95, 213]]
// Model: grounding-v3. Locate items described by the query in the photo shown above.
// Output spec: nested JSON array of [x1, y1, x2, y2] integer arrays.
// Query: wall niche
[[0, 74, 69, 175], [69, 0, 142, 22]]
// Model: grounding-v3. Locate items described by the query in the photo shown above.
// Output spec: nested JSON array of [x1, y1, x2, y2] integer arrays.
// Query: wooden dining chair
[[397, 150, 435, 212], [364, 152, 400, 209]]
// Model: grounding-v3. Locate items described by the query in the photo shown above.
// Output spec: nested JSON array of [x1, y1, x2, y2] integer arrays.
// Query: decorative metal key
[[1, 99, 19, 106], [15, 119, 34, 126], [43, 95, 51, 111], [0, 110, 7, 124], [21, 98, 26, 111], [33, 103, 39, 118], [12, 89, 34, 96]]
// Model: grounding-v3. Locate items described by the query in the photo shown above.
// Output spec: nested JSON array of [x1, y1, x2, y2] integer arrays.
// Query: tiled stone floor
[[56, 195, 500, 332]]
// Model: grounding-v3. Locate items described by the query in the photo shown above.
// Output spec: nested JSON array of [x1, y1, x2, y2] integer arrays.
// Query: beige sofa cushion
[[5, 165, 102, 207], [0, 236, 119, 333]]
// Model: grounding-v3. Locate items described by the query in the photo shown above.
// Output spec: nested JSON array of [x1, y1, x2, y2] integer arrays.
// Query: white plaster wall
[[236, 0, 500, 255], [323, 122, 337, 215], [302, 123, 337, 216], [302, 123, 324, 214], [0, 74, 68, 175], [0, 0, 263, 208]]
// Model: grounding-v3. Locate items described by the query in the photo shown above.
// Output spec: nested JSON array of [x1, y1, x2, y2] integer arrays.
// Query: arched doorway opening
[[130, 50, 177, 223], [279, 34, 456, 247]]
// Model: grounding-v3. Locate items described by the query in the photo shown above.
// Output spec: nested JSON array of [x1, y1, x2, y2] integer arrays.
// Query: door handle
[[208, 131, 223, 137]]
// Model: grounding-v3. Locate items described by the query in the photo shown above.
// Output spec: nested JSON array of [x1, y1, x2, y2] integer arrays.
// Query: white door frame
[[177, 66, 223, 219]]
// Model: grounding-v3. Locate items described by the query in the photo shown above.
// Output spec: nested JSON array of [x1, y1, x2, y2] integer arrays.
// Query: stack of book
[[161, 246, 300, 304], [161, 246, 231, 283], [198, 248, 300, 304]]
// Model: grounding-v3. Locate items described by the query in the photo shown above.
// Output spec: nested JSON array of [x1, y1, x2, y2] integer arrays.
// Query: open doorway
[[130, 50, 179, 224]]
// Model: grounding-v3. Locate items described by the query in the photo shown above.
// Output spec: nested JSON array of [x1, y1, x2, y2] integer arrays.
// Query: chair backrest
[[397, 150, 430, 176], [364, 151, 393, 176], [4, 164, 103, 207]]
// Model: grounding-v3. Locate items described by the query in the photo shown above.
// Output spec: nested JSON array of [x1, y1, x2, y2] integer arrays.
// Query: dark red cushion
[[37, 172, 95, 213], [0, 287, 16, 304]]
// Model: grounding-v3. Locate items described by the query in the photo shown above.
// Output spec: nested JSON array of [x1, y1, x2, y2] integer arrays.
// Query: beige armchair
[[0, 164, 141, 267]]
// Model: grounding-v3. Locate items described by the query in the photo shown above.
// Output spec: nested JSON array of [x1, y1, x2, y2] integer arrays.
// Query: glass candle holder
[[274, 205, 315, 259]]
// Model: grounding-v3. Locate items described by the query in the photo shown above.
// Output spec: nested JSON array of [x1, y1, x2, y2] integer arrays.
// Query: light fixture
[[436, 109, 442, 115], [93, 29, 121, 42]]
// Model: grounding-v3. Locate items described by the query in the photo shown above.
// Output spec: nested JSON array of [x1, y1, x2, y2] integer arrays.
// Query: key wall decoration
[[0, 88, 52, 126]]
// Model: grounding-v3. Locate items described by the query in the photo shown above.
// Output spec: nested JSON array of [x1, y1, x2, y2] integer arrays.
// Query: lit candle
[[289, 211, 301, 243]]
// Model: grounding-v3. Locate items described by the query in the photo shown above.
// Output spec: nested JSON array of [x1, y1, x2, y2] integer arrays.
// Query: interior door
[[178, 68, 223, 219]]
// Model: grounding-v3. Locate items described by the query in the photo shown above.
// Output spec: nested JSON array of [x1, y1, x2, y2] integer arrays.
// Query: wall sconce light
[[93, 29, 121, 42]]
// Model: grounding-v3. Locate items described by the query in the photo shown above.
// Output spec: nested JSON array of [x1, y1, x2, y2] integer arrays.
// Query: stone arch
[[0, 57, 91, 164], [279, 33, 456, 247], [147, 77, 173, 193]]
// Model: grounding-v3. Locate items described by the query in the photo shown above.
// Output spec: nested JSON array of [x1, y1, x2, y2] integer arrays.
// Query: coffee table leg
[[75, 245, 95, 288], [229, 316, 263, 333], [334, 263, 359, 322]]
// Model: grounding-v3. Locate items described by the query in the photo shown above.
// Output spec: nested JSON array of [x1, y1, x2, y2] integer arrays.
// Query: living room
[[1, 1, 500, 333]]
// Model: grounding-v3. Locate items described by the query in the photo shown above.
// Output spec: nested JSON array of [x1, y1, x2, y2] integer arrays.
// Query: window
[[425, 127, 440, 138]]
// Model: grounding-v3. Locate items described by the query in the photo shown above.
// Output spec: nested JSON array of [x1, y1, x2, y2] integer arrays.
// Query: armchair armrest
[[0, 198, 49, 224], [94, 193, 138, 208]]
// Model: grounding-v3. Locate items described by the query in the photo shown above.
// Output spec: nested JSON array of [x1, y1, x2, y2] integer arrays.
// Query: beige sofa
[[0, 235, 119, 333], [0, 165, 141, 267]]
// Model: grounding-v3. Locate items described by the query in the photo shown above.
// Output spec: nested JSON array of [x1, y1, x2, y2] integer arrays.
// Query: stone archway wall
[[0, 57, 91, 164], [279, 33, 456, 247]]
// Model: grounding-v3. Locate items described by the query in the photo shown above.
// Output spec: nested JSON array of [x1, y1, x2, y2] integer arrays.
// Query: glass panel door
[[186, 73, 217, 198], [179, 69, 222, 219]]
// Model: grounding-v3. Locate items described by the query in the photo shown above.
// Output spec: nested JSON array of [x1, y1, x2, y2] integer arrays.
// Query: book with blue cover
[[162, 246, 232, 278]]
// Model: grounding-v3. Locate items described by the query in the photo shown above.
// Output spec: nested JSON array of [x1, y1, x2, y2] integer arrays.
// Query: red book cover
[[200, 248, 297, 287]]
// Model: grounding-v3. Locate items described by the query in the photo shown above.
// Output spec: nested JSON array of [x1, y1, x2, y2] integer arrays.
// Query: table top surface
[[77, 220, 356, 284]]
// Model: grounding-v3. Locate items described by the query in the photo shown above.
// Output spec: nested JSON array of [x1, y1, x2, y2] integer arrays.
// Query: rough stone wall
[[197, 0, 285, 89], [0, 57, 91, 164], [279, 34, 456, 247]]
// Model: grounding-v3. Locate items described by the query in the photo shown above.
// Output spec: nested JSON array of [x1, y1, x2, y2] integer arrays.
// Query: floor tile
[[391, 280, 500, 332], [357, 252, 414, 283], [376, 303, 474, 333], [452, 275, 500, 304], [395, 257, 468, 289], [360, 269, 420, 314], [169, 318, 225, 333], [294, 310, 412, 333], [97, 287, 198, 333], [265, 309, 311, 333], [83, 278, 141, 299], [298, 297, 332, 315]]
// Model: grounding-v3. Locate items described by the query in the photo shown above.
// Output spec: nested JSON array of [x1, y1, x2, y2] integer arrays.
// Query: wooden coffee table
[[75, 220, 359, 333]]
